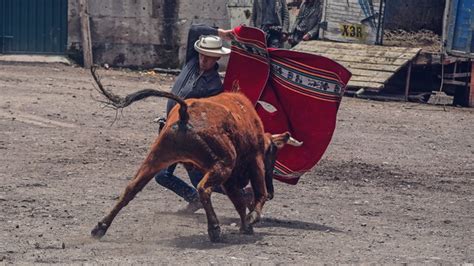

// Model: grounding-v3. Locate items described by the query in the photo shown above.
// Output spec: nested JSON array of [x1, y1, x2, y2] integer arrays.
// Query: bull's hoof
[[240, 224, 254, 235], [91, 222, 108, 239], [207, 226, 222, 242], [245, 211, 261, 225], [267, 192, 274, 200]]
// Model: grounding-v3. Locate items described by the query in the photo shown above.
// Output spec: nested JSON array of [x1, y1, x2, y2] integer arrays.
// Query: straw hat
[[194, 35, 231, 57]]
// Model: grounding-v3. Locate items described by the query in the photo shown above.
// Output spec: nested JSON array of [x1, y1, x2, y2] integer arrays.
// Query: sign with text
[[340, 23, 367, 40], [321, 0, 385, 44]]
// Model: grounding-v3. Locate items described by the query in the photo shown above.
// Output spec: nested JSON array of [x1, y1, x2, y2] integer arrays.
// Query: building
[[0, 0, 231, 68]]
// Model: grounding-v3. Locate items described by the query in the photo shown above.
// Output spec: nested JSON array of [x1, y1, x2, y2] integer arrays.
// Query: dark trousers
[[154, 164, 202, 203], [154, 163, 225, 203]]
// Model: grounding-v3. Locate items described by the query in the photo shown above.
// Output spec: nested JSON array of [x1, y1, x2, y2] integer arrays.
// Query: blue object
[[0, 0, 68, 54], [446, 0, 474, 57], [154, 164, 202, 203]]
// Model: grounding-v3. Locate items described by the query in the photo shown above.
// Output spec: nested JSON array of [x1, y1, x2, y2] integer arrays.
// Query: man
[[154, 24, 232, 213], [288, 0, 323, 47], [251, 0, 290, 48]]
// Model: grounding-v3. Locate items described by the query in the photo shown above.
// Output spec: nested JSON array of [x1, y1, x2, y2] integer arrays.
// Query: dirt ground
[[384, 29, 442, 53], [0, 62, 472, 264]]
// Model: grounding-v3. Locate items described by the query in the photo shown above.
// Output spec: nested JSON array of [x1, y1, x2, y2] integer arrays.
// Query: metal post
[[452, 61, 457, 81], [470, 60, 474, 107], [404, 62, 412, 101], [376, 0, 385, 45], [0, 0, 4, 53]]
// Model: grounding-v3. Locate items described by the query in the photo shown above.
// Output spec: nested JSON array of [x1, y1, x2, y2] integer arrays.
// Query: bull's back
[[191, 92, 264, 138], [164, 92, 266, 164]]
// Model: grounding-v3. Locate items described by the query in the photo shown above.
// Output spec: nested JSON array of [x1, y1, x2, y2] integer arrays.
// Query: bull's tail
[[91, 67, 189, 124]]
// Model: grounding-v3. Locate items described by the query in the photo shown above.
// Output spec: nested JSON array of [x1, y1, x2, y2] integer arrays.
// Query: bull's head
[[264, 132, 302, 200]]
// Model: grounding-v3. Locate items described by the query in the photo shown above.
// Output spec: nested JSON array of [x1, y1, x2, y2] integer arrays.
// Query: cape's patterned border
[[231, 39, 269, 65]]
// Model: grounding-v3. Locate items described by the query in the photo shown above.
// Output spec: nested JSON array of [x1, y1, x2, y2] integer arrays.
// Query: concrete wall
[[68, 0, 230, 68], [384, 0, 445, 34], [68, 0, 306, 68]]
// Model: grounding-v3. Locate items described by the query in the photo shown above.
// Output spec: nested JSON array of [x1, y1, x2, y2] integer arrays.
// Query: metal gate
[[0, 0, 68, 54], [446, 0, 474, 57]]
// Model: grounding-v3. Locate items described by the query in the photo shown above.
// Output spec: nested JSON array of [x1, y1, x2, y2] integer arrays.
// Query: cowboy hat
[[194, 35, 231, 57]]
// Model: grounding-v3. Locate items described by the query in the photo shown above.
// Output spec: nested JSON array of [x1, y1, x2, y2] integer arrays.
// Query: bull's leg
[[197, 166, 232, 242], [246, 156, 267, 225], [91, 155, 168, 239], [223, 183, 253, 235]]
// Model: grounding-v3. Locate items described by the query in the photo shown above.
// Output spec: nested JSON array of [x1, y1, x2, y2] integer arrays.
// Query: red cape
[[223, 26, 351, 185]]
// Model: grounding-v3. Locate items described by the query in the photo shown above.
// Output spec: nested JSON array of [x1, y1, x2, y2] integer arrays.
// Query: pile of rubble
[[383, 29, 442, 53]]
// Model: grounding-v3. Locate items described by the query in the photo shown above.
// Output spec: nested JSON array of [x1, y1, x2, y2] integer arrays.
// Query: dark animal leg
[[264, 143, 278, 200], [246, 156, 267, 225], [197, 165, 232, 242], [223, 182, 253, 235], [91, 151, 169, 239]]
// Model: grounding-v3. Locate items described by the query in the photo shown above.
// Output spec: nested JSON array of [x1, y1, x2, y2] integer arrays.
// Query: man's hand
[[288, 37, 295, 46], [281, 33, 289, 42], [302, 33, 311, 41], [218, 29, 234, 41]]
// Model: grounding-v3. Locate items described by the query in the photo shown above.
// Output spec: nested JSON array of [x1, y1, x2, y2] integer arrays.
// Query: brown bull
[[90, 68, 301, 242]]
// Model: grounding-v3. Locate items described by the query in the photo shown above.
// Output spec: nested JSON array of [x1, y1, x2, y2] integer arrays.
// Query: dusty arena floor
[[0, 63, 473, 264]]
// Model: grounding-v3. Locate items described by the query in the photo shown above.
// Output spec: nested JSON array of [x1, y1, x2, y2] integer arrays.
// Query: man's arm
[[250, 0, 257, 27], [305, 3, 324, 40], [306, 26, 320, 41], [185, 24, 219, 63]]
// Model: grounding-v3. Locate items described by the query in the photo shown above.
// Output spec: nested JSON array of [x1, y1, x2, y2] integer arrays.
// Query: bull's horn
[[287, 136, 303, 147]]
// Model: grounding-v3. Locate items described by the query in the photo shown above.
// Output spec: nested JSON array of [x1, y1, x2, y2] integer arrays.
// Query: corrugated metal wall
[[0, 0, 68, 54]]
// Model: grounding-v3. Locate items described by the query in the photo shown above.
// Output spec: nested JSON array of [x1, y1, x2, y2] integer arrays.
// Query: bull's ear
[[232, 79, 240, 92]]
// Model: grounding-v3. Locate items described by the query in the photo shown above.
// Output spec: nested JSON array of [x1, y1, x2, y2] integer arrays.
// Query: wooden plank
[[312, 52, 418, 64], [349, 75, 389, 83], [296, 41, 421, 54], [349, 69, 395, 79], [442, 72, 471, 78], [325, 13, 368, 21], [296, 46, 420, 58], [308, 53, 406, 67], [312, 53, 412, 66], [295, 48, 418, 66], [340, 62, 399, 72], [78, 0, 93, 68], [347, 80, 384, 90]]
